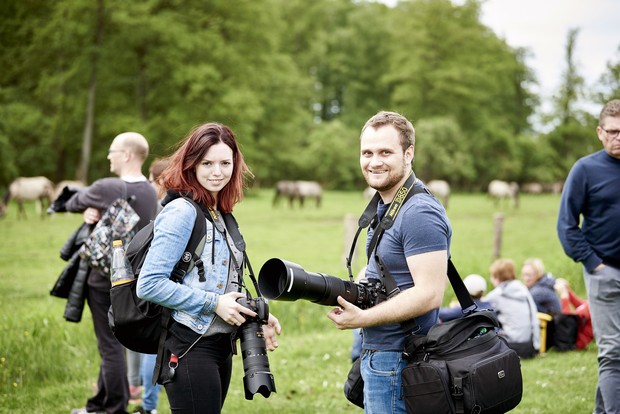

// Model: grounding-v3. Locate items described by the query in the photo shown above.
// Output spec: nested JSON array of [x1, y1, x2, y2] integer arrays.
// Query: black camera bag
[[401, 262, 523, 414]]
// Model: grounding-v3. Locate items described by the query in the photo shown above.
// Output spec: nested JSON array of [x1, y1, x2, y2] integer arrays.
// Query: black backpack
[[550, 313, 579, 352], [108, 197, 206, 354]]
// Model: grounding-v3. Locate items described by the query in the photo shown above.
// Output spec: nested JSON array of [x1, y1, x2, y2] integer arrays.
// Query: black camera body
[[258, 258, 388, 310], [355, 278, 389, 309], [235, 296, 276, 400]]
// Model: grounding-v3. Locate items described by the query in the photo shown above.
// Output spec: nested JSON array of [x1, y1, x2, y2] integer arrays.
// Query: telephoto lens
[[258, 258, 381, 309], [236, 297, 276, 399]]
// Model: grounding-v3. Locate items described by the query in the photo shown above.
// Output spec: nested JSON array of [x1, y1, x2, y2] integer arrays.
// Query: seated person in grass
[[521, 258, 562, 316], [438, 274, 493, 322], [484, 258, 540, 358]]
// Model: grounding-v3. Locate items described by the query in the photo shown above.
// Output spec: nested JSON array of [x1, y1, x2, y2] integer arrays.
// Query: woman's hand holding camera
[[215, 292, 257, 326]]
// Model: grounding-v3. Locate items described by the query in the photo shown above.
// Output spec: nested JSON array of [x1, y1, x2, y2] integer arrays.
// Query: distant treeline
[[1, 0, 618, 191]]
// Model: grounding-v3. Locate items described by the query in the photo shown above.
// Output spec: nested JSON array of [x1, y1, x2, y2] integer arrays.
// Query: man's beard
[[365, 163, 409, 192]]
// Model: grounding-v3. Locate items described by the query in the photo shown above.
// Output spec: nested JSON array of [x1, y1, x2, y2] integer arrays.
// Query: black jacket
[[50, 223, 93, 322]]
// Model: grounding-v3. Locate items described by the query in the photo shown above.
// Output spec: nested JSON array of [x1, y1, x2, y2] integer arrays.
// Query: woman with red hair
[[137, 122, 281, 413]]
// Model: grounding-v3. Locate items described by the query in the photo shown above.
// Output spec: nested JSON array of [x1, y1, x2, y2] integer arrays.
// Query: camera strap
[[346, 171, 427, 335], [206, 208, 261, 297], [346, 171, 425, 294]]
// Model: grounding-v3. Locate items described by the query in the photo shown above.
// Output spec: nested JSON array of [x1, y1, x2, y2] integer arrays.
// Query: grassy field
[[0, 190, 598, 413]]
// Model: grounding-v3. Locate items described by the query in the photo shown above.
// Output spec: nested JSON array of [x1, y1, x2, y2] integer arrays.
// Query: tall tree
[[546, 28, 596, 176], [595, 45, 620, 103], [385, 0, 536, 186]]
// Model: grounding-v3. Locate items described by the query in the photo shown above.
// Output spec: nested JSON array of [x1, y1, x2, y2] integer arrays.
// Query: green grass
[[0, 191, 597, 413]]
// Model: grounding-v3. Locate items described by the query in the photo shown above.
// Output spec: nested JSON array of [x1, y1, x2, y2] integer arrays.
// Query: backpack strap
[[169, 198, 207, 283], [153, 197, 207, 385]]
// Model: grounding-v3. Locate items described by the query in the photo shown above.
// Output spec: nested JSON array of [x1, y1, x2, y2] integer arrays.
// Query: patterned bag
[[79, 196, 139, 276]]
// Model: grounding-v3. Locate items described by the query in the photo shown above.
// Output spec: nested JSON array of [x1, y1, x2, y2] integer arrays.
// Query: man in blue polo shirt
[[328, 111, 452, 413]]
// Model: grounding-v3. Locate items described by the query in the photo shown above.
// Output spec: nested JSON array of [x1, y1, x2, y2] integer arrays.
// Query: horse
[[273, 180, 298, 208], [273, 180, 322, 208], [488, 180, 519, 208], [0, 176, 55, 219], [295, 181, 322, 207], [521, 182, 544, 194], [426, 180, 451, 209]]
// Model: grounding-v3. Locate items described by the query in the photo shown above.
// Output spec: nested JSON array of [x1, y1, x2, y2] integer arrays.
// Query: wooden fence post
[[493, 213, 504, 260], [343, 214, 360, 271]]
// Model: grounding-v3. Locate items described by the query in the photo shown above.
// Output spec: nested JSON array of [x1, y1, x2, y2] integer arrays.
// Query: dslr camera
[[235, 296, 276, 400], [258, 258, 388, 309]]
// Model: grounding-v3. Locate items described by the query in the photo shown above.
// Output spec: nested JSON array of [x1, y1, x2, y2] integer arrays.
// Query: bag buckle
[[452, 377, 464, 399]]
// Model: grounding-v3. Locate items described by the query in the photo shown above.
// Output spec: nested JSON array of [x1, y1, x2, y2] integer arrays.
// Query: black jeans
[[164, 332, 233, 414], [85, 287, 129, 414]]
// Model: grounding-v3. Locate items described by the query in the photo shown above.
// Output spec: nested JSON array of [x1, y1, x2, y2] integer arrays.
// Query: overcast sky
[[478, 0, 620, 115]]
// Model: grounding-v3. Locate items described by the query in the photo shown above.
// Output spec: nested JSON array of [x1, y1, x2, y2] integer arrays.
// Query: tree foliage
[[0, 0, 615, 192]]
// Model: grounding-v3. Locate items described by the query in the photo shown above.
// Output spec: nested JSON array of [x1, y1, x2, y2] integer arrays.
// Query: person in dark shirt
[[68, 132, 158, 414], [557, 99, 620, 414], [520, 258, 561, 316]]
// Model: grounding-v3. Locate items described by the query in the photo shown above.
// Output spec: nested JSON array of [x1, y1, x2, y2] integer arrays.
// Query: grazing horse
[[488, 180, 519, 208], [273, 181, 298, 208], [0, 176, 55, 219], [273, 180, 322, 208], [295, 181, 322, 207], [522, 182, 544, 194], [426, 180, 451, 209]]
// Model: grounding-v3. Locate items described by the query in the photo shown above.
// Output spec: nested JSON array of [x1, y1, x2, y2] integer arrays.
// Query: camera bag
[[401, 261, 523, 414]]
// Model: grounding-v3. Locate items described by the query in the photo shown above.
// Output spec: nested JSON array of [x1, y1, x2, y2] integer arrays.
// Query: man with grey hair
[[67, 132, 158, 414], [328, 111, 452, 413], [557, 99, 620, 414]]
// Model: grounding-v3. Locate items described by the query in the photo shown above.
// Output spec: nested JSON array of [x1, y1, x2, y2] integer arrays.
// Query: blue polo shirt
[[362, 181, 452, 351]]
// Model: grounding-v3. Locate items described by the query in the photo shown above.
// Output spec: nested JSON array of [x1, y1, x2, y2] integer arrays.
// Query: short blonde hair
[[489, 258, 516, 283], [522, 258, 545, 280]]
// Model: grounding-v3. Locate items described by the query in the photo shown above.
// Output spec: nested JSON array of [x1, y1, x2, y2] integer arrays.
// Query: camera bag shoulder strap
[[447, 259, 477, 314]]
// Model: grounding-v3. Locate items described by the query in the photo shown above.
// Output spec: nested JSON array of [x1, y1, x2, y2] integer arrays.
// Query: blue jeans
[[141, 353, 161, 411], [360, 350, 407, 414], [585, 264, 620, 414]]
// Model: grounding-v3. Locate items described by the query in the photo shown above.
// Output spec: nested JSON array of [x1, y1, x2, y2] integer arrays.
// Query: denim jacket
[[137, 197, 232, 334]]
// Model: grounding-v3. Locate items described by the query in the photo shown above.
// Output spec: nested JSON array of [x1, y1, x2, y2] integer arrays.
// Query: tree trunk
[[76, 0, 105, 184]]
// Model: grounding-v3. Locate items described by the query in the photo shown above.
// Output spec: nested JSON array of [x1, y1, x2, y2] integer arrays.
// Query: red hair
[[159, 123, 253, 212]]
